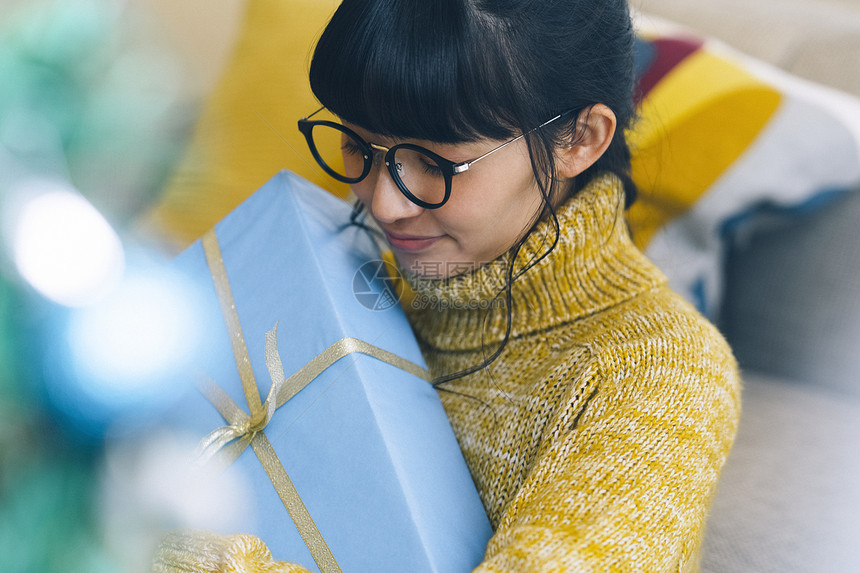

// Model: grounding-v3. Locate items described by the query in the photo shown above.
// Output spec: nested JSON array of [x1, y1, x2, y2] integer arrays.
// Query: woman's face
[[344, 123, 549, 279]]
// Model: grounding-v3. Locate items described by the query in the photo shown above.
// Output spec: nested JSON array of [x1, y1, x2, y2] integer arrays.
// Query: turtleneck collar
[[401, 173, 667, 351]]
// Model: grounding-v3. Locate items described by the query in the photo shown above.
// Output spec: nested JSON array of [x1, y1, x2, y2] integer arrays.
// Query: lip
[[383, 229, 445, 253]]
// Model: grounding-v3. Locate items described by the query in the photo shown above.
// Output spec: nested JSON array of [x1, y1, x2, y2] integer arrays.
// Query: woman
[[156, 0, 740, 570]]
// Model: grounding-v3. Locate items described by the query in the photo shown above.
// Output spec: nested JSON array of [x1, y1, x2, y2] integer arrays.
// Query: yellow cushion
[[628, 47, 781, 248], [141, 0, 345, 248]]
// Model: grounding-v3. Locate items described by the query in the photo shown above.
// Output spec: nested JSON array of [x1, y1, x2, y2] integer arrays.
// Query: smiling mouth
[[383, 230, 445, 253]]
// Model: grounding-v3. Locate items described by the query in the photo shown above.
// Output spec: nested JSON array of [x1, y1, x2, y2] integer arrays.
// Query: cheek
[[437, 169, 543, 260], [438, 179, 485, 223], [447, 165, 542, 229]]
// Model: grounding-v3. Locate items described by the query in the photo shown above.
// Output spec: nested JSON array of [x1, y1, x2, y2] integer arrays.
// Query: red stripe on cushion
[[635, 37, 705, 105]]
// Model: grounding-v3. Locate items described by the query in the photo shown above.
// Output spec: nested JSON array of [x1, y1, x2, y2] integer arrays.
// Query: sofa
[[632, 1, 860, 571], [141, 1, 860, 571]]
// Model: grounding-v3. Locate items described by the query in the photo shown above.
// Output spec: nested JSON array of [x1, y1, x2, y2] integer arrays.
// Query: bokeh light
[[99, 432, 254, 572], [66, 261, 201, 401], [41, 251, 207, 435], [4, 178, 124, 307]]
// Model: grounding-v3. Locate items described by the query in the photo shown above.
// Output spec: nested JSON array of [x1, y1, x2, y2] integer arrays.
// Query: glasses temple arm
[[301, 106, 326, 121], [453, 113, 564, 174]]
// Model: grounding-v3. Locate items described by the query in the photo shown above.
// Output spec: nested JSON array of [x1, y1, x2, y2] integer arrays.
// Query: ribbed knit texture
[[153, 531, 309, 573], [404, 173, 741, 572], [153, 174, 741, 572]]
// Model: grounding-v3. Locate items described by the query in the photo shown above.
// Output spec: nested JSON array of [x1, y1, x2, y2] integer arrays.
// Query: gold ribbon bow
[[196, 228, 430, 573]]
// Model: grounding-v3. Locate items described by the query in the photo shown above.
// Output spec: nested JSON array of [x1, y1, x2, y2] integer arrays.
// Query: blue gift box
[[165, 171, 492, 572]]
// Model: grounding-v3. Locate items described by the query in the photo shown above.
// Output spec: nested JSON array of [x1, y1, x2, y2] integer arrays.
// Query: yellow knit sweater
[[403, 173, 741, 571], [154, 174, 741, 572]]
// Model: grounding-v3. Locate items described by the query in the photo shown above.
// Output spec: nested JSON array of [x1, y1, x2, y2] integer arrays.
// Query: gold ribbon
[[197, 228, 430, 573]]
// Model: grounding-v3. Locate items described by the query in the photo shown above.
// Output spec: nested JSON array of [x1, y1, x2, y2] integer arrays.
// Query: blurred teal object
[[0, 425, 113, 573], [0, 278, 110, 573], [0, 0, 195, 571], [0, 0, 190, 224], [36, 248, 204, 438]]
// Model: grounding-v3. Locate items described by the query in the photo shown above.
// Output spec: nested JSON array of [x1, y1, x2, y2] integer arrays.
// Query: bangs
[[309, 0, 520, 143]]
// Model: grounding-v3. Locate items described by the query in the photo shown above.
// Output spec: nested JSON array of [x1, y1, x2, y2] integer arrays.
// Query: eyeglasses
[[298, 107, 567, 209]]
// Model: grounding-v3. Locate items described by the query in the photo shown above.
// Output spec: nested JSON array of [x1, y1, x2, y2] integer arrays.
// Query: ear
[[555, 104, 617, 179]]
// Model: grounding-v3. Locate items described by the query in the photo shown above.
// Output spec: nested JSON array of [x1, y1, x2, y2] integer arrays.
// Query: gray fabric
[[720, 188, 860, 399], [702, 371, 860, 573], [626, 5, 860, 571], [632, 0, 860, 98]]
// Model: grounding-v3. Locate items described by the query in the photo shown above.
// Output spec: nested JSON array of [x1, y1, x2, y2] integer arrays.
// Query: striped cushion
[[630, 27, 860, 317]]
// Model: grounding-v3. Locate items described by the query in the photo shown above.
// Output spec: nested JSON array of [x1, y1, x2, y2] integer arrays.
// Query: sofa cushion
[[630, 19, 860, 319], [720, 186, 860, 399], [140, 0, 346, 246], [702, 371, 860, 572]]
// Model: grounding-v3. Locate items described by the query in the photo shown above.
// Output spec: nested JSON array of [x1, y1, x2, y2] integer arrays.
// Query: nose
[[368, 163, 423, 224]]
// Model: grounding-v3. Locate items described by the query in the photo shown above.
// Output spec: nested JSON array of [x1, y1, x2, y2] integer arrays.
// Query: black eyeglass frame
[[298, 106, 568, 209]]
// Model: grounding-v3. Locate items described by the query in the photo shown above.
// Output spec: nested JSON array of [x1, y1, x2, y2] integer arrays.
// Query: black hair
[[310, 0, 637, 386]]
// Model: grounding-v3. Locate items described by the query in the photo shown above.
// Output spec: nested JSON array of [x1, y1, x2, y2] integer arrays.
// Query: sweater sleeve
[[473, 331, 741, 572], [152, 530, 312, 573]]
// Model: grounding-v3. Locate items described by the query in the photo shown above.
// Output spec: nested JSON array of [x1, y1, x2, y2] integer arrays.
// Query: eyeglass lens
[[310, 123, 448, 206], [308, 123, 361, 179]]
